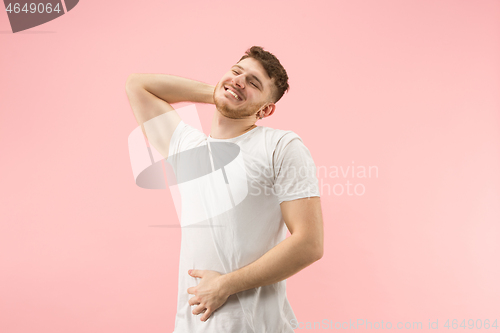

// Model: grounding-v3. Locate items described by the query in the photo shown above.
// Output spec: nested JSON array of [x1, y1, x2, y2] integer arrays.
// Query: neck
[[210, 109, 257, 139]]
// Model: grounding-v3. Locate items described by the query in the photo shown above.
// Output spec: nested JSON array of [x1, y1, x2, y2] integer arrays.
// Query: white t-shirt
[[166, 120, 320, 333]]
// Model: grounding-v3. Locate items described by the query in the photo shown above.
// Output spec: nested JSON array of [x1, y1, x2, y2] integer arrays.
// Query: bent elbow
[[314, 247, 324, 261], [126, 74, 143, 91]]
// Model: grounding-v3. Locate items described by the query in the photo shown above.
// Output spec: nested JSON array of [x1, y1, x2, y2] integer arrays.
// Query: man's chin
[[214, 98, 237, 118], [217, 107, 240, 119], [215, 96, 258, 120]]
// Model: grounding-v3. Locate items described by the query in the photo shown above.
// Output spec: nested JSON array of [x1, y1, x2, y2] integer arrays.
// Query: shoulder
[[257, 125, 303, 149]]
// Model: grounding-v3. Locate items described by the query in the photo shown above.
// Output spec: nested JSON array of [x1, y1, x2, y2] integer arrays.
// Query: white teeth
[[227, 88, 240, 100]]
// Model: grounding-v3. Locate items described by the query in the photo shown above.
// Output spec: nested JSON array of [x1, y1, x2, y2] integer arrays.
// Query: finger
[[192, 304, 206, 315], [188, 296, 199, 306], [189, 269, 203, 278], [200, 309, 211, 322]]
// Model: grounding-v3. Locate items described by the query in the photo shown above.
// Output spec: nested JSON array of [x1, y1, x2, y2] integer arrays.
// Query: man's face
[[213, 57, 275, 119]]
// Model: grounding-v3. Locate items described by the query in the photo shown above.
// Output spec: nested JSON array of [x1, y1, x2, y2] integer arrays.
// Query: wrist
[[220, 272, 238, 296], [203, 85, 215, 104]]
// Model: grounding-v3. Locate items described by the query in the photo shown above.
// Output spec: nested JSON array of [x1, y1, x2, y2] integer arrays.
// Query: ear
[[259, 103, 276, 119]]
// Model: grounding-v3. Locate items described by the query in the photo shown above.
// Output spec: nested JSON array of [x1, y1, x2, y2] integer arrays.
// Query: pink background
[[1, 0, 499, 332]]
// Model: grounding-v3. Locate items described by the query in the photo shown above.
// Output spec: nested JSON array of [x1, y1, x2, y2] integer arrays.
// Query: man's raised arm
[[125, 74, 214, 158]]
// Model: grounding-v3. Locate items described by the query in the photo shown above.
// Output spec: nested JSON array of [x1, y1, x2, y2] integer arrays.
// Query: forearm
[[220, 234, 322, 296], [126, 73, 215, 104]]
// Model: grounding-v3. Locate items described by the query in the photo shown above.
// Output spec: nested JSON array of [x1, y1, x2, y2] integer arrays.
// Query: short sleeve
[[273, 134, 320, 204], [167, 120, 207, 158]]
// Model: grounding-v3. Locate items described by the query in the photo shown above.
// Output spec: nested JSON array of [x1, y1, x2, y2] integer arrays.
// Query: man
[[126, 46, 324, 333]]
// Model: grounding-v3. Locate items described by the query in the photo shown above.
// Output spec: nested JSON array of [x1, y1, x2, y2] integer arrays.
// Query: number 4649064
[[5, 2, 62, 14], [444, 319, 498, 330]]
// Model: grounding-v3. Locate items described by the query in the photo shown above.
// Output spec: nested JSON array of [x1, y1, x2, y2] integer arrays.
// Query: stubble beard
[[213, 82, 264, 120]]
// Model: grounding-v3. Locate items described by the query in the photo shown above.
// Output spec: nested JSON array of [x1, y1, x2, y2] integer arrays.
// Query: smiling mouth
[[224, 86, 242, 101]]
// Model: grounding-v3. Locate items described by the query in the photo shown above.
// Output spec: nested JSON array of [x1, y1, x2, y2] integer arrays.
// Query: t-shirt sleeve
[[167, 120, 207, 158], [273, 133, 320, 204]]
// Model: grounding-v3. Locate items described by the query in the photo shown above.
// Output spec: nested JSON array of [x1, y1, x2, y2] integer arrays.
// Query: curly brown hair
[[238, 46, 290, 104]]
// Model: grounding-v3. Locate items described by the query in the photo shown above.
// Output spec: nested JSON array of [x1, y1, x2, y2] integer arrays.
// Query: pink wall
[[1, 0, 499, 332]]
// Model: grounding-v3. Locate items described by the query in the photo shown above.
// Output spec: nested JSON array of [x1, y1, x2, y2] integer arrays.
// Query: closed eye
[[232, 70, 259, 89]]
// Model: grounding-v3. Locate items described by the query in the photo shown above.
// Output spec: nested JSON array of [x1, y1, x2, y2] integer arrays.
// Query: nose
[[232, 74, 245, 88]]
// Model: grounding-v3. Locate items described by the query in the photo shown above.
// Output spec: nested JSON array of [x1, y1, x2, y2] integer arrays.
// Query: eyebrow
[[232, 65, 264, 89]]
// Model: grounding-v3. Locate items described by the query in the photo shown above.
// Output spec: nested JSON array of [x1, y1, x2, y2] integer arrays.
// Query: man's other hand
[[187, 269, 230, 322]]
